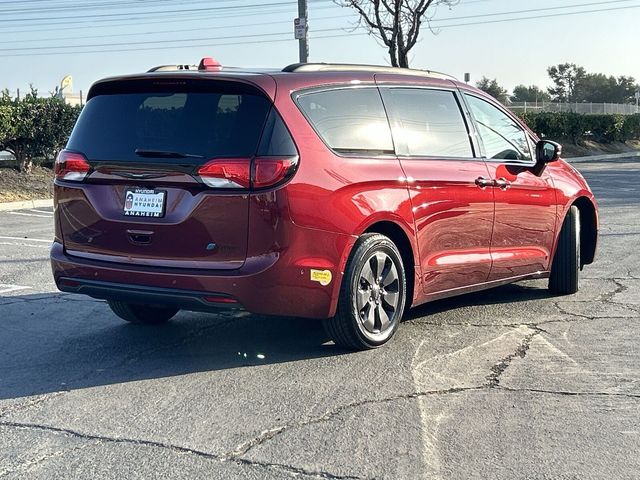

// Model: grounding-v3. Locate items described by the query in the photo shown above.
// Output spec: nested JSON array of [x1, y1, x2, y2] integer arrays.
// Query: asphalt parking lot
[[1, 158, 639, 479]]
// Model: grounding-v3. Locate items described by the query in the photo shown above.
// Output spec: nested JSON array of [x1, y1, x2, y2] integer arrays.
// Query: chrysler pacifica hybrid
[[51, 58, 598, 350]]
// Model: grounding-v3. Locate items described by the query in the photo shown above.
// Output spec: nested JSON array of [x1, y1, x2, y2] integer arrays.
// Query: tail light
[[196, 156, 298, 190], [55, 150, 90, 181], [197, 159, 251, 189], [253, 157, 299, 189]]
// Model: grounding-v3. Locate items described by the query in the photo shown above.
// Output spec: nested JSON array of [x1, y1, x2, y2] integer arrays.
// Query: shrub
[[621, 114, 640, 140], [517, 111, 640, 143], [0, 89, 81, 172]]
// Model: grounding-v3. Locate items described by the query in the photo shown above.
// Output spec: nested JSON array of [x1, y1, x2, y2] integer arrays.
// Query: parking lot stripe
[[0, 236, 52, 243], [8, 212, 52, 218], [0, 241, 50, 249], [29, 209, 54, 215], [0, 284, 31, 294]]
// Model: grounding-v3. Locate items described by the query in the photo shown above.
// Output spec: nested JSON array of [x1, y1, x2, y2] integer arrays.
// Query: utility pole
[[296, 0, 308, 63]]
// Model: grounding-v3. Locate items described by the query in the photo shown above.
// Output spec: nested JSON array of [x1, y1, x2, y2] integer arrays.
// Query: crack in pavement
[[601, 278, 628, 303], [552, 301, 601, 321], [223, 386, 484, 463], [409, 321, 551, 333], [497, 386, 640, 400], [4, 367, 638, 478], [486, 326, 542, 388], [1, 276, 637, 477], [0, 420, 361, 480]]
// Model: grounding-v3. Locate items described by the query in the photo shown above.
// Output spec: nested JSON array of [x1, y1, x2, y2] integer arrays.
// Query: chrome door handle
[[475, 177, 493, 188], [494, 177, 511, 189]]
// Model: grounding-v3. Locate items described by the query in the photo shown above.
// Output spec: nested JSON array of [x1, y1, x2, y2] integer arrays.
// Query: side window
[[465, 94, 532, 161], [382, 88, 474, 158], [296, 88, 394, 154], [257, 108, 298, 156]]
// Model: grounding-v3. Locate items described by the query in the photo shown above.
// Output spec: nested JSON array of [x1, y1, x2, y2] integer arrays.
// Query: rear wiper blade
[[134, 149, 205, 159]]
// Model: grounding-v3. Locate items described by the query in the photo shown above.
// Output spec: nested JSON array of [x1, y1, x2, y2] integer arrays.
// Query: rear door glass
[[67, 82, 272, 163], [296, 87, 394, 154], [381, 88, 474, 158]]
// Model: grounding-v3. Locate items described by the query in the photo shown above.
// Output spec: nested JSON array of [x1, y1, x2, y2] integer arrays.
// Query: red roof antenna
[[198, 57, 222, 71]]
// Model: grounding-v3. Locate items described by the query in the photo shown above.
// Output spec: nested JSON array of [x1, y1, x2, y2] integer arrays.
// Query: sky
[[1, 0, 639, 97]]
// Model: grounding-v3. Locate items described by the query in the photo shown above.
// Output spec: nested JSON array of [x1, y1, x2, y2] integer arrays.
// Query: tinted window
[[258, 108, 298, 156], [383, 88, 473, 158], [68, 88, 271, 163], [465, 94, 532, 161], [296, 88, 393, 154]]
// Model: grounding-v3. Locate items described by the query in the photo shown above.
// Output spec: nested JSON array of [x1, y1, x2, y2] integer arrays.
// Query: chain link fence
[[510, 101, 640, 115]]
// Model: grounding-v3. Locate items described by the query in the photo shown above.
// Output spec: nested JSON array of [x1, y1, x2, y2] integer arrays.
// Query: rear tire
[[549, 205, 580, 295], [107, 300, 178, 325], [324, 233, 406, 350]]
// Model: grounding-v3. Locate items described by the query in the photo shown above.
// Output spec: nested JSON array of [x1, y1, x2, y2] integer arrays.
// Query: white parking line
[[8, 211, 52, 218], [0, 284, 32, 294], [29, 209, 54, 215], [0, 242, 50, 249], [0, 236, 52, 243]]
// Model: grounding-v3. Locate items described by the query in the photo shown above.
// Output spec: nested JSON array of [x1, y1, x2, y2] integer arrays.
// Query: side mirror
[[536, 140, 561, 164]]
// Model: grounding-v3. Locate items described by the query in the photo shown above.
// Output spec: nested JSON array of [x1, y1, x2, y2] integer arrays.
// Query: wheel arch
[[362, 220, 417, 308], [572, 196, 598, 267]]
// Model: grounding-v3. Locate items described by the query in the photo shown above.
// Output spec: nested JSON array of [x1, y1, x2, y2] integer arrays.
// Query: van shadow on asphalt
[[0, 281, 554, 401]]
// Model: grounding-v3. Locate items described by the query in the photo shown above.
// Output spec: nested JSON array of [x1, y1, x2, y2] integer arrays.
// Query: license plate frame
[[123, 188, 166, 218]]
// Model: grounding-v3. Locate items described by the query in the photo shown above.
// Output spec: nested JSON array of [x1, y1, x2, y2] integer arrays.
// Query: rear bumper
[[51, 225, 356, 318], [57, 277, 241, 313]]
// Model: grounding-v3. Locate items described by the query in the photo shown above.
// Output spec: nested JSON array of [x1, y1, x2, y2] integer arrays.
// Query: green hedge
[[517, 112, 640, 143], [1, 89, 82, 172]]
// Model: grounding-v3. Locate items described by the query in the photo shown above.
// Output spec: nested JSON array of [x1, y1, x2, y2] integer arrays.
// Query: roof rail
[[282, 62, 458, 81], [147, 64, 198, 72]]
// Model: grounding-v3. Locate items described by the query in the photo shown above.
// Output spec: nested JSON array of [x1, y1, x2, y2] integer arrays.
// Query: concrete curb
[[0, 198, 53, 212], [567, 151, 640, 163]]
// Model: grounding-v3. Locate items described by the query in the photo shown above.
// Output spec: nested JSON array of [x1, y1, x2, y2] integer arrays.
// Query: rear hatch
[[56, 75, 285, 270]]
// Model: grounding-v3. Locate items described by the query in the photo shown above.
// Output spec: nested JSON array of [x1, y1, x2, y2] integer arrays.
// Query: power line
[[1, 0, 629, 35], [428, 2, 640, 29], [0, 3, 335, 32], [0, 0, 265, 14], [0, 28, 349, 53], [0, 14, 347, 45], [430, 0, 635, 23], [1, 3, 638, 58], [0, 0, 333, 23], [0, 0, 635, 50]]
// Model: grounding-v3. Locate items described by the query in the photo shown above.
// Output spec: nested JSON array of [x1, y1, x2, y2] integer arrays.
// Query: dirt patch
[[0, 166, 54, 202]]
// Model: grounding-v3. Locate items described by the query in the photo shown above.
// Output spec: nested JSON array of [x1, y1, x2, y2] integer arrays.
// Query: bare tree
[[336, 0, 459, 68]]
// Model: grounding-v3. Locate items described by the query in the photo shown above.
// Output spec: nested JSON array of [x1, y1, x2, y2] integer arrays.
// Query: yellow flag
[[61, 75, 72, 91]]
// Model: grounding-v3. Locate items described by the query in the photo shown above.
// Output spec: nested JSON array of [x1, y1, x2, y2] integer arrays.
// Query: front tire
[[549, 205, 580, 295], [325, 233, 407, 350], [107, 300, 179, 325]]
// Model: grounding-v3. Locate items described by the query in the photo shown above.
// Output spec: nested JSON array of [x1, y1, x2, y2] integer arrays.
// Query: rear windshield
[[67, 82, 272, 163]]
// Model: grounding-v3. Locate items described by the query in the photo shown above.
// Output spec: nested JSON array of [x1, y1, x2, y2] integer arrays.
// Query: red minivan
[[51, 59, 598, 350]]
